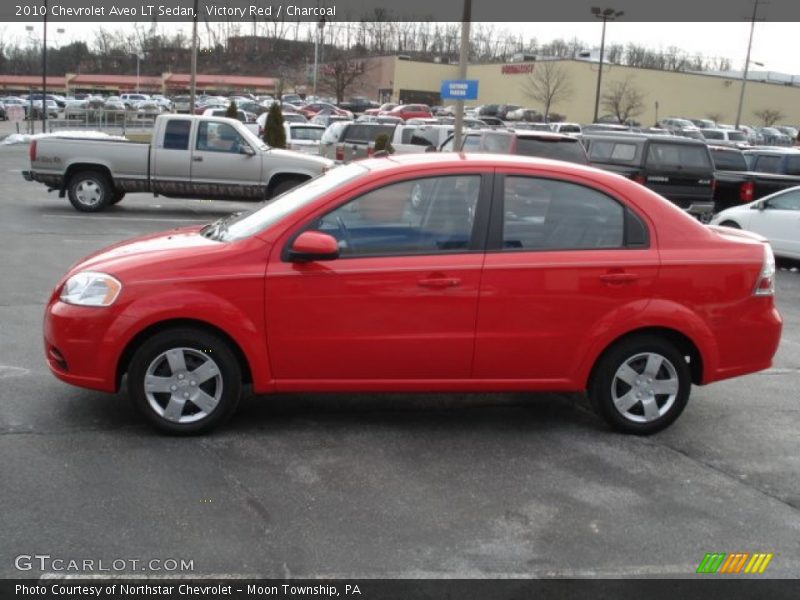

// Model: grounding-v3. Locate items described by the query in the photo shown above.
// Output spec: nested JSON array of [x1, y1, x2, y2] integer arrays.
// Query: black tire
[[67, 170, 113, 212], [719, 220, 741, 229], [110, 191, 126, 205], [270, 178, 304, 198], [128, 328, 242, 435], [589, 335, 691, 435]]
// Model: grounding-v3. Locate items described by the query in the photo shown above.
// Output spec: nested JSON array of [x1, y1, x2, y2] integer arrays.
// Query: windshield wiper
[[201, 212, 242, 240]]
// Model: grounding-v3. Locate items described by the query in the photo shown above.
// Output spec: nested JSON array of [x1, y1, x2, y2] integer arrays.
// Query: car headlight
[[60, 272, 122, 307]]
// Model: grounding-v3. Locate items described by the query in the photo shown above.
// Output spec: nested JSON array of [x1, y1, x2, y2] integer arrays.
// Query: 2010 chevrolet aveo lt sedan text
[[44, 154, 782, 435]]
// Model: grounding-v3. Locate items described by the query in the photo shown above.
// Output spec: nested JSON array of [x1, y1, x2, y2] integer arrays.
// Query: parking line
[[42, 214, 207, 223]]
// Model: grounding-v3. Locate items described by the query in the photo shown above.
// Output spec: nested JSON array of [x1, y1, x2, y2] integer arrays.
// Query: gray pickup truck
[[23, 114, 332, 212]]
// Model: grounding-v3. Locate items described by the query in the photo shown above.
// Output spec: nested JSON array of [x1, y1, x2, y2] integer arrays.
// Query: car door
[[190, 120, 264, 199], [151, 118, 193, 195], [473, 171, 659, 383], [265, 171, 491, 385], [749, 189, 800, 258]]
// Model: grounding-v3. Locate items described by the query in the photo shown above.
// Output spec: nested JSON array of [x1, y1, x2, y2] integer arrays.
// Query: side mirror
[[240, 144, 256, 156], [289, 231, 340, 262], [752, 200, 766, 210]]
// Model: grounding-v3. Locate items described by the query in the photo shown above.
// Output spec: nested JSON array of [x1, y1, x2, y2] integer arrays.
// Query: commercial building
[[350, 56, 800, 125]]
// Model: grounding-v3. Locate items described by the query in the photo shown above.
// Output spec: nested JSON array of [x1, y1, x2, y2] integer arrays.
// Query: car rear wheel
[[719, 220, 741, 229], [67, 171, 113, 212], [589, 335, 691, 435], [128, 328, 242, 435]]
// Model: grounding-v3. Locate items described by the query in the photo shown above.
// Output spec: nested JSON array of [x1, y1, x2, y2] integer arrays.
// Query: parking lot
[[1, 142, 799, 578]]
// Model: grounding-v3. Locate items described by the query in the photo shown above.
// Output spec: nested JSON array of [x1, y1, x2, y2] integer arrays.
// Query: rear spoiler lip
[[707, 224, 769, 243]]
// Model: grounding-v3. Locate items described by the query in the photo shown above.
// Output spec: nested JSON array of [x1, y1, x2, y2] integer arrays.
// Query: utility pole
[[452, 0, 471, 152], [189, 0, 198, 113], [42, 0, 48, 133], [735, 0, 761, 129]]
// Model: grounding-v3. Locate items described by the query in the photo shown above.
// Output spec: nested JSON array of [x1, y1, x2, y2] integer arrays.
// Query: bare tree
[[601, 77, 646, 123], [522, 61, 573, 122], [753, 108, 785, 127], [319, 48, 371, 103]]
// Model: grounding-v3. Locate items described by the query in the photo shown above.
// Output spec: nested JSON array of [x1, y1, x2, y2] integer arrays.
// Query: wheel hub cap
[[610, 352, 679, 423]]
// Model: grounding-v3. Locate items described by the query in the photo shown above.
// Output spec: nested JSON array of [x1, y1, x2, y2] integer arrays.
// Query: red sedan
[[44, 154, 782, 434], [297, 102, 349, 119], [381, 103, 434, 121]]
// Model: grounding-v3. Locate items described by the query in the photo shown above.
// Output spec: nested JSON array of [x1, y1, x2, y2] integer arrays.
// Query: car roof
[[743, 147, 800, 154], [581, 131, 706, 144]]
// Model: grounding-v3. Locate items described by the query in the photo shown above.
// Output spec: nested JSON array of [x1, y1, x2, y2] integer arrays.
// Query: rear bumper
[[21, 170, 33, 182]]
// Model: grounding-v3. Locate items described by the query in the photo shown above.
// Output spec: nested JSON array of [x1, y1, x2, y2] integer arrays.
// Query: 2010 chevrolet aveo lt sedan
[[44, 154, 782, 435]]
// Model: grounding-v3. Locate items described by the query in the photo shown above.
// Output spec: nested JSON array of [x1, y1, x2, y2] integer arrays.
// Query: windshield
[[710, 149, 748, 171], [217, 164, 368, 241]]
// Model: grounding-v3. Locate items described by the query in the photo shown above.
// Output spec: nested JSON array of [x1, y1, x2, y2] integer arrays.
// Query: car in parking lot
[[380, 104, 434, 121], [710, 186, 800, 260], [43, 153, 782, 435], [283, 123, 326, 155], [581, 132, 715, 218], [442, 129, 590, 165], [699, 128, 750, 149]]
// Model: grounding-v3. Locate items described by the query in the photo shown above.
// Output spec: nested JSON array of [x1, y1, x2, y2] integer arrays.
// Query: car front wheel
[[589, 335, 691, 435], [128, 328, 242, 435]]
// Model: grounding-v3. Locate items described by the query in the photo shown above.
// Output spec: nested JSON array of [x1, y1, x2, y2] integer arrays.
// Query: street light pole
[[735, 0, 761, 129], [591, 6, 623, 124], [313, 18, 325, 97], [136, 54, 141, 93]]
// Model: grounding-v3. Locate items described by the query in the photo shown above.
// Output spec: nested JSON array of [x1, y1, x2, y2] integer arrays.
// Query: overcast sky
[[2, 21, 798, 75]]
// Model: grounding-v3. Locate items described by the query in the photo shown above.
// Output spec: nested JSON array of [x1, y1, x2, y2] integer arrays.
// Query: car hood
[[266, 148, 333, 170], [65, 226, 229, 279]]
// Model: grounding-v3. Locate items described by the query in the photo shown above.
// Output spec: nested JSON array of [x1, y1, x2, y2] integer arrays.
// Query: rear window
[[646, 143, 711, 171], [558, 124, 581, 133], [290, 127, 324, 141], [342, 124, 395, 142], [701, 130, 724, 140], [515, 138, 589, 164], [163, 120, 191, 150], [710, 149, 748, 171], [728, 131, 746, 142]]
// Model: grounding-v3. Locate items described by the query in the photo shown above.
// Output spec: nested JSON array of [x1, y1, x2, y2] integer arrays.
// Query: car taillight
[[29, 139, 37, 162], [335, 145, 344, 161], [367, 146, 374, 157], [710, 178, 717, 193], [754, 244, 776, 296], [633, 173, 646, 185], [739, 181, 754, 202]]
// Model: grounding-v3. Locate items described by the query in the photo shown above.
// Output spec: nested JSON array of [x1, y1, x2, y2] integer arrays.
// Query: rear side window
[[501, 177, 626, 250], [163, 120, 191, 150], [728, 131, 746, 142], [290, 127, 324, 141], [710, 149, 748, 171], [701, 130, 724, 140], [785, 156, 800, 176], [589, 141, 638, 163], [515, 138, 589, 164], [754, 155, 781, 174], [646, 143, 711, 171]]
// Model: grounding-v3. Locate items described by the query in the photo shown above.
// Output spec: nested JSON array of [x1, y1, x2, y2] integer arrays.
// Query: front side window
[[502, 177, 627, 251], [196, 122, 243, 153], [310, 175, 482, 257]]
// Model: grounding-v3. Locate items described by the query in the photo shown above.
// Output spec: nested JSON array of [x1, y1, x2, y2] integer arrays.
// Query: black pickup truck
[[337, 97, 380, 115], [580, 132, 715, 218], [710, 145, 800, 212]]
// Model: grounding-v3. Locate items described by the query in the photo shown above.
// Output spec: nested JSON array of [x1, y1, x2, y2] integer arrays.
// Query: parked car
[[381, 104, 434, 121], [550, 122, 582, 135], [355, 115, 404, 125], [364, 102, 397, 117], [710, 186, 800, 260], [281, 94, 304, 106], [120, 93, 150, 109], [23, 114, 332, 211], [442, 130, 590, 165], [255, 111, 308, 136], [658, 118, 703, 140], [580, 132, 715, 218], [505, 108, 540, 122], [743, 147, 800, 177], [283, 123, 326, 155], [42, 153, 782, 434], [319, 122, 397, 162], [338, 97, 380, 115], [699, 128, 750, 149], [299, 102, 350, 119], [310, 112, 352, 128], [30, 99, 59, 119], [755, 127, 791, 146], [203, 107, 256, 123], [172, 96, 192, 113], [690, 118, 716, 129]]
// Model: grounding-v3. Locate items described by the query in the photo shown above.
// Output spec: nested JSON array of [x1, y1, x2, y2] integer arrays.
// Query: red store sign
[[501, 64, 535, 74]]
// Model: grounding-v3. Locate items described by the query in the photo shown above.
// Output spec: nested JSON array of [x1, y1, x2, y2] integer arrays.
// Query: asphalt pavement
[[0, 144, 799, 578]]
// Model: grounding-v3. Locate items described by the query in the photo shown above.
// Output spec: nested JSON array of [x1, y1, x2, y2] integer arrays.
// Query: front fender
[[103, 288, 272, 393]]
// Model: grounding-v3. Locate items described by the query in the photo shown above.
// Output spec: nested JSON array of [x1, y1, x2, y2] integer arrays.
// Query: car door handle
[[600, 272, 639, 285], [418, 277, 461, 289], [192, 156, 203, 162]]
